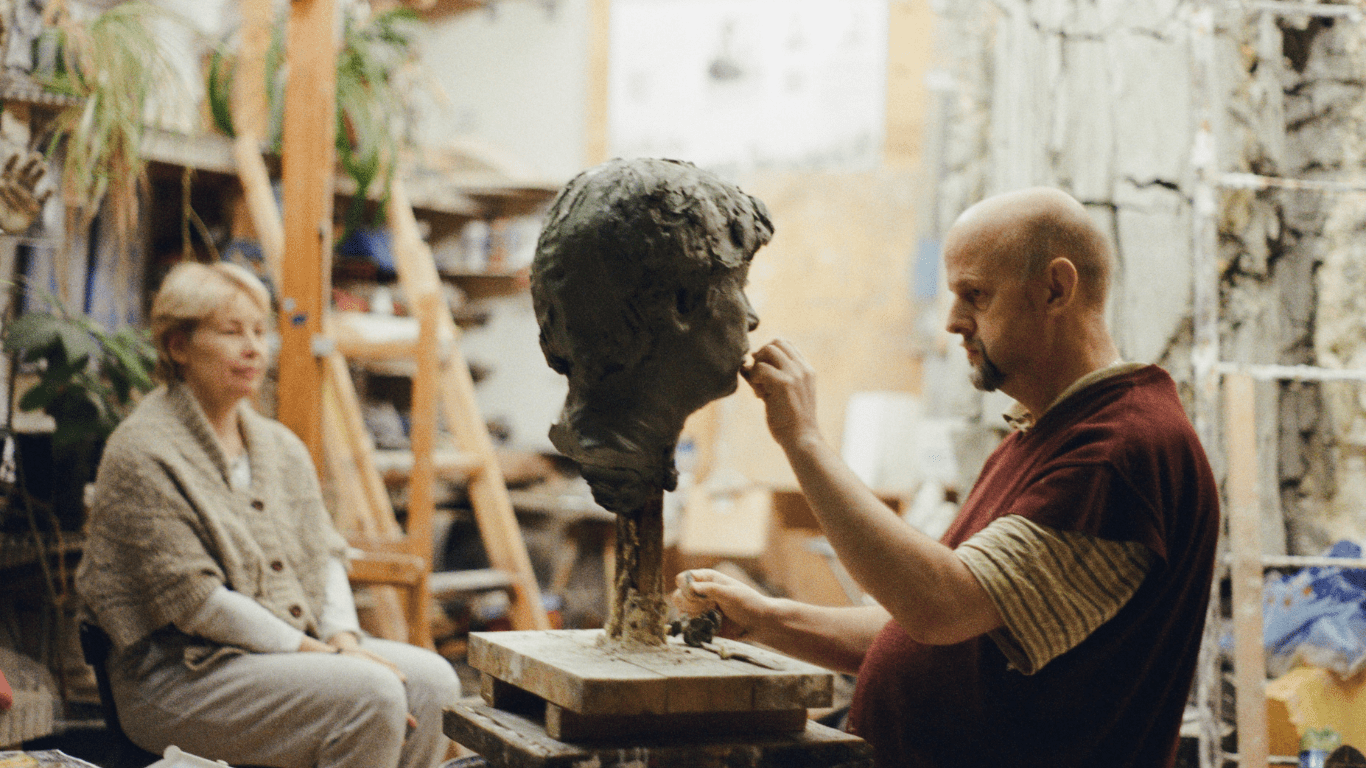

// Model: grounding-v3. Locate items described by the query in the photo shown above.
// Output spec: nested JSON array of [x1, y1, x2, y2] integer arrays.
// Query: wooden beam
[[405, 289, 439, 648], [232, 136, 283, 287], [1225, 373, 1269, 768], [276, 0, 337, 468], [584, 0, 611, 166], [233, 0, 274, 141]]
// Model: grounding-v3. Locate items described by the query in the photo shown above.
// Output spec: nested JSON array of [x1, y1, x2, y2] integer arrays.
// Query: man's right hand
[[743, 338, 823, 452], [670, 568, 772, 642]]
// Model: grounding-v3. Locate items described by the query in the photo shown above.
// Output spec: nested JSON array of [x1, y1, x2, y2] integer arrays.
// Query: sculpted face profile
[[532, 158, 773, 514]]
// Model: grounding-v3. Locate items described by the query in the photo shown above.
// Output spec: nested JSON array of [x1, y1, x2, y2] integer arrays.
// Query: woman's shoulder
[[240, 406, 311, 459], [105, 386, 179, 447]]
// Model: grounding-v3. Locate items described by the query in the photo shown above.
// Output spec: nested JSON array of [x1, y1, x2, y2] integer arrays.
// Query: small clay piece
[[532, 158, 773, 647], [668, 608, 724, 648]]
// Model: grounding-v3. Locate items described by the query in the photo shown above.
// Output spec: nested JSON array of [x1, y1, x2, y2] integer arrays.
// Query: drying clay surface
[[531, 158, 773, 514]]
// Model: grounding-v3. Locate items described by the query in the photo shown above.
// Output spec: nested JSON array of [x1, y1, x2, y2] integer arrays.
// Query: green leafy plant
[[3, 298, 156, 450], [34, 1, 187, 307], [207, 7, 426, 246]]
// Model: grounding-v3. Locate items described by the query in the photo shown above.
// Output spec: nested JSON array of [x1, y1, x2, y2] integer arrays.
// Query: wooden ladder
[[235, 142, 550, 646], [333, 179, 551, 638]]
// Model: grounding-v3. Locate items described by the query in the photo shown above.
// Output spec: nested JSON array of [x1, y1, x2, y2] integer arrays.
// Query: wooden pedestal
[[445, 698, 874, 768], [462, 628, 858, 755]]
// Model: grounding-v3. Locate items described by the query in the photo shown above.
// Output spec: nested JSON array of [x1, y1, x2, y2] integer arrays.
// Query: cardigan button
[[289, 605, 303, 618], [270, 560, 284, 572], [251, 500, 265, 511]]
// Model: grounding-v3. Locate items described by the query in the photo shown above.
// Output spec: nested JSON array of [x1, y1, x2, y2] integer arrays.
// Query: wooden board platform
[[468, 629, 834, 717], [445, 698, 873, 768]]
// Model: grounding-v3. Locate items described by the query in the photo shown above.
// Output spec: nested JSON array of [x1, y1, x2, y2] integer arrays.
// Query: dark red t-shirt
[[846, 365, 1219, 768]]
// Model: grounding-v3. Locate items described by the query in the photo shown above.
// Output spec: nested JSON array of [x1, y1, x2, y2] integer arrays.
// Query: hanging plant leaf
[[3, 312, 64, 356], [55, 323, 100, 367], [207, 43, 237, 138]]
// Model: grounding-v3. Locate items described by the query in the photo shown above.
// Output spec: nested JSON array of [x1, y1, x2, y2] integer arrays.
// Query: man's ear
[[1044, 257, 1079, 312]]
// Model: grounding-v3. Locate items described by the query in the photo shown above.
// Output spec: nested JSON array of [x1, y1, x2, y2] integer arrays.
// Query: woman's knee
[[403, 650, 463, 708], [327, 661, 411, 731]]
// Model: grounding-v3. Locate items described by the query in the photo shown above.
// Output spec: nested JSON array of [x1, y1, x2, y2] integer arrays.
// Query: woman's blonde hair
[[150, 261, 271, 382]]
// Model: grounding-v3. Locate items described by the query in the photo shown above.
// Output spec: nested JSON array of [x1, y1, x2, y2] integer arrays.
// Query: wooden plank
[[469, 630, 833, 716], [409, 297, 439, 560], [348, 550, 426, 587], [232, 136, 284, 287], [404, 289, 439, 649], [1225, 373, 1269, 768], [545, 703, 807, 742], [469, 630, 668, 716], [276, 0, 337, 469], [444, 699, 874, 768], [430, 569, 514, 595], [323, 349, 399, 534], [321, 380, 379, 536], [332, 337, 422, 360]]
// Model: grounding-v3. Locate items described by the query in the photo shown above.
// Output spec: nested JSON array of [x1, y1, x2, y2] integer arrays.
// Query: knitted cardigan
[[75, 382, 347, 651]]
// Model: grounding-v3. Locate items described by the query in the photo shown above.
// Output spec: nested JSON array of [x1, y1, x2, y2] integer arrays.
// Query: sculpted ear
[[672, 286, 705, 330]]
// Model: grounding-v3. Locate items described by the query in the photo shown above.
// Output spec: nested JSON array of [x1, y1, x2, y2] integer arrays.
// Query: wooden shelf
[[440, 270, 530, 300], [138, 128, 556, 220]]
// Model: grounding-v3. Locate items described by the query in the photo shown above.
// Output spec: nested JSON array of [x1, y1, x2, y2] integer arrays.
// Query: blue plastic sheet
[[1262, 540, 1366, 677]]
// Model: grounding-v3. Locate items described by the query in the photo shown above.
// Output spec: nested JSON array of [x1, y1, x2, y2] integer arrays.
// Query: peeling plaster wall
[[927, 0, 1366, 553], [1306, 21, 1366, 549]]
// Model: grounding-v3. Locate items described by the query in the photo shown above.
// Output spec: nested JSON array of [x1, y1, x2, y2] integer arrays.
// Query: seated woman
[[75, 262, 461, 768]]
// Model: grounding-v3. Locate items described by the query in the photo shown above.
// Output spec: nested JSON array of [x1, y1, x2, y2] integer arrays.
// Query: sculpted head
[[943, 187, 1114, 395], [532, 158, 773, 512]]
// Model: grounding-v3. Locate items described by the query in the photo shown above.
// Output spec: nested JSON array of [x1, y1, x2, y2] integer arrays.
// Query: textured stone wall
[[927, 0, 1366, 552]]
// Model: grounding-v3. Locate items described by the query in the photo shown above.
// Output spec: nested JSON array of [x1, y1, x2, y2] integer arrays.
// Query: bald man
[[675, 188, 1219, 767]]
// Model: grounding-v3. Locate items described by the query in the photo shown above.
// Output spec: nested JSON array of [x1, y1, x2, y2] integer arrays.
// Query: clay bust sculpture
[[532, 157, 773, 515], [532, 158, 773, 645]]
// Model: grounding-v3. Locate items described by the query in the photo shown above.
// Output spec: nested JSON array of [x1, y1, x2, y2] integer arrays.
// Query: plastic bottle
[[1302, 728, 1343, 768]]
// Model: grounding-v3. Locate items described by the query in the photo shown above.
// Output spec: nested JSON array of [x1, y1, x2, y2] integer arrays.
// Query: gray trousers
[[109, 630, 462, 768]]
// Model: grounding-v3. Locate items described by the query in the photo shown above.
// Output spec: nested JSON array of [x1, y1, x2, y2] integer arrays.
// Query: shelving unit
[[1187, 3, 1366, 766]]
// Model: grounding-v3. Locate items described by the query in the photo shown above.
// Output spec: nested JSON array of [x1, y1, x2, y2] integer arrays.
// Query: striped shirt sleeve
[[955, 515, 1153, 675]]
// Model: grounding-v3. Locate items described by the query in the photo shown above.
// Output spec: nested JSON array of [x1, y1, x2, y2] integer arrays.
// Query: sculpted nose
[[744, 295, 759, 332]]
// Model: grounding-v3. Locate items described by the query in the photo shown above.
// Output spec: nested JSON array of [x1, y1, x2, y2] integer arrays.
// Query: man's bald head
[[950, 187, 1113, 307]]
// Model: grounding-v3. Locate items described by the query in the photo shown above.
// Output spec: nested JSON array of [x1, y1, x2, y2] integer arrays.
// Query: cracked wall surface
[[927, 0, 1366, 553]]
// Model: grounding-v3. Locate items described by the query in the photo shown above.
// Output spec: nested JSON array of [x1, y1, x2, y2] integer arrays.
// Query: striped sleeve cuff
[[956, 515, 1153, 675]]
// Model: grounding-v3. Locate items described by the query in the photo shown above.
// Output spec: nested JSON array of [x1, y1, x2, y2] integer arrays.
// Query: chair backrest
[[78, 621, 125, 736]]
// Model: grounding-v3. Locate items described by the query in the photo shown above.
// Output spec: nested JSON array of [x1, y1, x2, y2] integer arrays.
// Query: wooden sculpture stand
[[445, 630, 871, 768], [445, 490, 872, 767]]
